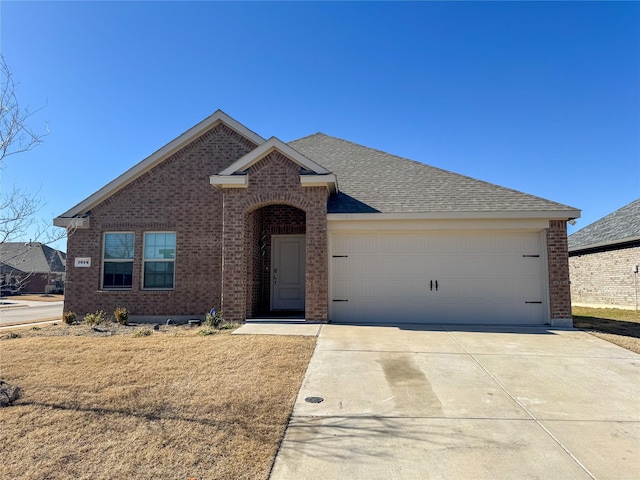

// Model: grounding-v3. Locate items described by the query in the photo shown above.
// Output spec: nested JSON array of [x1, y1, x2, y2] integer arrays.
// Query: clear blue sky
[[2, 1, 638, 251]]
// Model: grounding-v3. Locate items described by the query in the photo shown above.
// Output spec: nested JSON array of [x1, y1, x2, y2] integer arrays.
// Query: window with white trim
[[103, 232, 134, 289], [143, 232, 176, 289]]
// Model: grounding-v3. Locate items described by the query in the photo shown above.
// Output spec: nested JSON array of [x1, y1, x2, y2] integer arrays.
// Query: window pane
[[104, 233, 134, 259], [144, 261, 174, 289], [103, 262, 133, 288], [144, 233, 176, 259]]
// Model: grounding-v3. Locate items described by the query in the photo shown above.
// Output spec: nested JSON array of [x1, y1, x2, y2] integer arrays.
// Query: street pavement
[[0, 299, 63, 327]]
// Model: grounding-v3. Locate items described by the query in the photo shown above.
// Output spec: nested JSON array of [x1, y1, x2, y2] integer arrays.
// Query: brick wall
[[246, 208, 265, 317], [64, 124, 257, 317], [221, 151, 329, 323], [546, 220, 572, 322], [16, 272, 58, 294], [569, 244, 640, 309]]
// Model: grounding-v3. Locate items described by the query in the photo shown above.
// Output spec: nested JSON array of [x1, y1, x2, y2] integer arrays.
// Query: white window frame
[[102, 232, 135, 290], [142, 231, 176, 290]]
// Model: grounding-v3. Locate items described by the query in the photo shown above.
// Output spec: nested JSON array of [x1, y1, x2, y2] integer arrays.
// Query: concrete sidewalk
[[269, 324, 640, 480], [234, 321, 322, 337]]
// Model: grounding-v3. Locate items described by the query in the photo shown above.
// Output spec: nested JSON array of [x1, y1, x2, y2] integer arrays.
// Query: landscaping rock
[[0, 380, 21, 407]]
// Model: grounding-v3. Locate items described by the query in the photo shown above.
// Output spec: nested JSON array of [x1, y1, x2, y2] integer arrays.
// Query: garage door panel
[[331, 231, 546, 325], [336, 275, 430, 299], [332, 300, 543, 325]]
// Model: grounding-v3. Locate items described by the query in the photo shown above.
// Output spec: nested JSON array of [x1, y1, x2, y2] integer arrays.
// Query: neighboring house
[[54, 110, 579, 326], [0, 242, 66, 295], [568, 199, 640, 310]]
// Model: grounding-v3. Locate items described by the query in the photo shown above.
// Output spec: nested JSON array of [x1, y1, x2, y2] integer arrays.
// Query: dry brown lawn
[[0, 323, 316, 480], [572, 306, 640, 354]]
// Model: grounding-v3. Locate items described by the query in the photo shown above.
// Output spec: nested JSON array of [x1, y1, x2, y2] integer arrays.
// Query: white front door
[[272, 235, 306, 310]]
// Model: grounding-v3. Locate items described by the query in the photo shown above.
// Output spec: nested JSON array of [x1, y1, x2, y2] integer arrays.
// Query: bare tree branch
[[0, 54, 48, 164], [0, 55, 64, 295]]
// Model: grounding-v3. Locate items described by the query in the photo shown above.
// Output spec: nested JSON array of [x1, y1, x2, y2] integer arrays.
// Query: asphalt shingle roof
[[289, 133, 577, 215], [0, 243, 66, 274], [568, 198, 640, 251]]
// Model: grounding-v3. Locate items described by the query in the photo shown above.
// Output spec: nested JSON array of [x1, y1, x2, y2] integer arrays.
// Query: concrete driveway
[[269, 324, 640, 480]]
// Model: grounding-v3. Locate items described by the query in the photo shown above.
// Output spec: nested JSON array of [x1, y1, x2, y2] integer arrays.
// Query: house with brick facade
[[569, 199, 640, 310], [0, 242, 66, 295], [54, 110, 579, 326]]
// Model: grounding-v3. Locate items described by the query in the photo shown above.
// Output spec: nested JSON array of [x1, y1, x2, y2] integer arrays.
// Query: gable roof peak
[[218, 136, 332, 176], [54, 110, 266, 222]]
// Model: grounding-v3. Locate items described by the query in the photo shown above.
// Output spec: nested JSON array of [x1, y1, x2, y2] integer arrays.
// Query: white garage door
[[330, 231, 547, 325]]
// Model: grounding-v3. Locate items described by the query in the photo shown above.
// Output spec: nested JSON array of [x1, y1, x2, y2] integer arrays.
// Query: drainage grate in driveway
[[304, 396, 324, 403]]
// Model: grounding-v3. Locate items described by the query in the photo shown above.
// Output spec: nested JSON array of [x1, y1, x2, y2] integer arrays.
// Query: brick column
[[305, 196, 329, 322], [547, 220, 572, 326], [221, 194, 247, 323]]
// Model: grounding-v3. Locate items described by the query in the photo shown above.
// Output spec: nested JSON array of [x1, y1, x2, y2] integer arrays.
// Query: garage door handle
[[525, 301, 542, 304], [333, 299, 349, 302], [435, 280, 438, 291], [430, 280, 433, 291]]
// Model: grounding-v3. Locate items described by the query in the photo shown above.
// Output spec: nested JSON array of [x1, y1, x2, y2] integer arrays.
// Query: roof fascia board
[[219, 137, 331, 175], [328, 218, 550, 232], [53, 217, 91, 229], [300, 174, 337, 194], [55, 110, 265, 219], [210, 173, 337, 193], [568, 236, 640, 253], [328, 209, 581, 222], [209, 175, 248, 188]]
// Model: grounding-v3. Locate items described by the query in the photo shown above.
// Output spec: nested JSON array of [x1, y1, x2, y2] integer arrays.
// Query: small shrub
[[114, 306, 129, 325], [84, 310, 106, 326], [204, 308, 224, 329], [6, 332, 21, 339], [133, 328, 152, 337], [31, 326, 41, 331], [219, 322, 240, 330], [62, 311, 77, 325], [198, 327, 216, 336]]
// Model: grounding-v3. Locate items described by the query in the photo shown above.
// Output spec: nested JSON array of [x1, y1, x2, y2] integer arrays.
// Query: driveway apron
[[270, 324, 640, 480]]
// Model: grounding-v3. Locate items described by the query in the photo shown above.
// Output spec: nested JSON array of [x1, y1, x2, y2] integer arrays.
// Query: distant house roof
[[289, 133, 578, 217], [0, 243, 66, 274], [568, 198, 640, 252]]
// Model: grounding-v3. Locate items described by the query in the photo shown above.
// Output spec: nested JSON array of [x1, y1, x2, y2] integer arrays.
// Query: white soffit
[[328, 209, 581, 222], [300, 174, 338, 194], [209, 175, 248, 188], [210, 173, 338, 193], [54, 110, 266, 220], [52, 216, 91, 228]]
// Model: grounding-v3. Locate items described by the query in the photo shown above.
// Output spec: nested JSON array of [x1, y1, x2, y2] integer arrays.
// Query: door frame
[[270, 234, 306, 311]]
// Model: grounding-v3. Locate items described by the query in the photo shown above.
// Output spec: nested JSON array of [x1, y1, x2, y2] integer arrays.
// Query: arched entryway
[[245, 204, 306, 318]]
